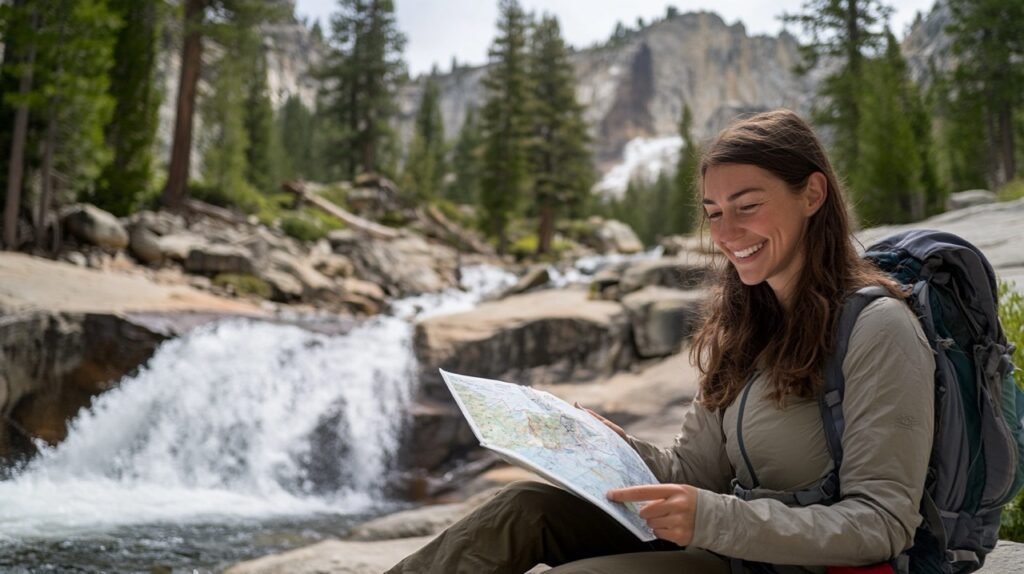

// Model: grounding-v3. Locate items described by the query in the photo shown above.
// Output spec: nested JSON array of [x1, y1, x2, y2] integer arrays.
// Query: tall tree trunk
[[3, 9, 38, 251], [998, 100, 1016, 186], [536, 201, 555, 256], [161, 0, 206, 209], [35, 107, 57, 252]]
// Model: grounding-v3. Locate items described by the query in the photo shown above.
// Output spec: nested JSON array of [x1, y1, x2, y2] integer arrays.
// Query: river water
[[0, 253, 661, 573], [0, 265, 519, 573]]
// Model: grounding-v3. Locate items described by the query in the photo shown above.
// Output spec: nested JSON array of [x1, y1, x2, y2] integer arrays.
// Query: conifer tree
[[447, 106, 483, 205], [92, 0, 162, 216], [401, 73, 446, 201], [1, 0, 118, 249], [279, 94, 318, 181], [243, 47, 285, 194], [930, 69, 988, 193], [479, 0, 532, 253], [528, 14, 593, 256], [320, 0, 407, 180], [946, 0, 1024, 186], [782, 0, 893, 179], [161, 0, 285, 209], [853, 31, 921, 225], [671, 104, 699, 235]]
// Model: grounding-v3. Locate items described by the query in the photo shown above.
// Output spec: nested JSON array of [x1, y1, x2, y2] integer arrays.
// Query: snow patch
[[593, 135, 684, 199]]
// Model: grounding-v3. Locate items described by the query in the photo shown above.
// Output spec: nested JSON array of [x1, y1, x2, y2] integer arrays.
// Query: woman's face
[[702, 163, 825, 307]]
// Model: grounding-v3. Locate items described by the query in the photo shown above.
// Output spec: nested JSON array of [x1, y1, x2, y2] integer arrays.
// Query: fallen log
[[282, 180, 401, 240]]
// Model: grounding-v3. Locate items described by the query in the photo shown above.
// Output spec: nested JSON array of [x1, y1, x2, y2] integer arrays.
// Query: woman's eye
[[739, 203, 762, 213], [706, 211, 722, 221]]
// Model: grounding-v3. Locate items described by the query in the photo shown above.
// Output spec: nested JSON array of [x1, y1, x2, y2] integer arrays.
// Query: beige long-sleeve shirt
[[628, 297, 935, 567]]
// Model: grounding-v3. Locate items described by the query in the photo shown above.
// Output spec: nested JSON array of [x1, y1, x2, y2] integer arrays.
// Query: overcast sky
[[294, 0, 938, 76]]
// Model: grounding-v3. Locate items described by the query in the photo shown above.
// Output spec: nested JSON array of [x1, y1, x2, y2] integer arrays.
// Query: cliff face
[[398, 12, 819, 171], [151, 4, 949, 182]]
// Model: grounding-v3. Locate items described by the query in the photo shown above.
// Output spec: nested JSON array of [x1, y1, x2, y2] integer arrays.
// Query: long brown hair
[[690, 109, 903, 411]]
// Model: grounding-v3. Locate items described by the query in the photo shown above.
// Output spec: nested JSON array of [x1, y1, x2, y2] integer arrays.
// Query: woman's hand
[[607, 484, 699, 546], [575, 402, 627, 439]]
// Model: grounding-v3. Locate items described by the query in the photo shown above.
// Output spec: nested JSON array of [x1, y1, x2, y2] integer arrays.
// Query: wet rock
[[261, 268, 305, 302], [414, 288, 634, 402], [401, 398, 479, 471], [0, 313, 169, 458], [347, 488, 500, 541], [267, 250, 334, 300], [621, 287, 705, 358], [62, 204, 129, 250], [501, 265, 551, 298], [618, 254, 710, 296]]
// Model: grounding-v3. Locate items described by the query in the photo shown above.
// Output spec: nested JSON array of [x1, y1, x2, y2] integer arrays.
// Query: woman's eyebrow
[[702, 187, 765, 205]]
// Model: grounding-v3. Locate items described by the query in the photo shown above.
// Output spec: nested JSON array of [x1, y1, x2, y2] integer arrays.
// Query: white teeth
[[734, 241, 765, 258]]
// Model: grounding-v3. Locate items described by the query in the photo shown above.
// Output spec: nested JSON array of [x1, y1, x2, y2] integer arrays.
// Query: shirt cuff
[[691, 488, 731, 553]]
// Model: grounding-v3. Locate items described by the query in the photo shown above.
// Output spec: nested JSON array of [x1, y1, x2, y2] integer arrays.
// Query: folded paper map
[[440, 369, 658, 541]]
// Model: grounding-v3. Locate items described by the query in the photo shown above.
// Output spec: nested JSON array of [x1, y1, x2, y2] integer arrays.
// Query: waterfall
[[0, 265, 516, 541]]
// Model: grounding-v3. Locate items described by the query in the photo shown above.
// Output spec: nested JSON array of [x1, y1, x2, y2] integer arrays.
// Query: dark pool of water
[[0, 511, 394, 573]]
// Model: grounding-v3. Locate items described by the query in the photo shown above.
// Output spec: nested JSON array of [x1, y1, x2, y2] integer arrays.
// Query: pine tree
[[931, 69, 989, 194], [528, 14, 593, 256], [243, 46, 285, 194], [671, 104, 699, 235], [93, 0, 162, 216], [161, 0, 286, 209], [946, 0, 1024, 186], [279, 94, 318, 181], [853, 31, 921, 226], [401, 74, 446, 201], [319, 0, 407, 180], [1, 0, 118, 249], [447, 106, 483, 205], [782, 0, 893, 179], [479, 0, 532, 253]]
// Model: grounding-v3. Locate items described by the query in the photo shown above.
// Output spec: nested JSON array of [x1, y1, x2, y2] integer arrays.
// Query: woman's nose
[[716, 212, 743, 242]]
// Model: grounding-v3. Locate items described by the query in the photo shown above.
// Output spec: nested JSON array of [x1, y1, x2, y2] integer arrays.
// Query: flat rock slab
[[0, 252, 261, 315], [856, 198, 1024, 278]]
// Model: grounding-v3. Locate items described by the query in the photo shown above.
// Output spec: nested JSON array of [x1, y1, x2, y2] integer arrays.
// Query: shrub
[[279, 211, 343, 243], [998, 179, 1024, 202], [998, 279, 1024, 541], [212, 273, 272, 299]]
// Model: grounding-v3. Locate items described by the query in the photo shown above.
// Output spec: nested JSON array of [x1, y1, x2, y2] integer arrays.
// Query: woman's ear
[[804, 172, 828, 216]]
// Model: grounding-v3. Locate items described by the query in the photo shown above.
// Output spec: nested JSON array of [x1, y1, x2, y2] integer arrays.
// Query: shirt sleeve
[[690, 297, 935, 565], [626, 401, 734, 493]]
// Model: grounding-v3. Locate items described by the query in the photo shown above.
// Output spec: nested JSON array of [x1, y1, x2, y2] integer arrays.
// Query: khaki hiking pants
[[384, 480, 733, 574]]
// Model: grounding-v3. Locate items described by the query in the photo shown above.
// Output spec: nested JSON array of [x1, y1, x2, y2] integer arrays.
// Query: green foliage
[[480, 0, 532, 252], [432, 197, 477, 230], [782, 0, 893, 178], [528, 14, 594, 255], [243, 47, 286, 194], [213, 273, 272, 299], [447, 106, 483, 204], [998, 179, 1024, 202], [401, 74, 447, 201], [852, 31, 923, 226], [279, 210, 342, 242], [0, 0, 120, 204], [319, 0, 407, 180], [92, 0, 162, 216], [672, 104, 699, 235], [947, 0, 1024, 186], [998, 280, 1024, 541], [278, 95, 318, 181], [930, 69, 989, 193]]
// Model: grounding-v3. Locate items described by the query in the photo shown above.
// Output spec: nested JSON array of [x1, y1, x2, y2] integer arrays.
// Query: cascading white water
[[0, 264, 517, 542]]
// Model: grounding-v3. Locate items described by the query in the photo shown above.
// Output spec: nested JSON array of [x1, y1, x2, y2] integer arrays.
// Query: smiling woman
[[384, 109, 936, 574]]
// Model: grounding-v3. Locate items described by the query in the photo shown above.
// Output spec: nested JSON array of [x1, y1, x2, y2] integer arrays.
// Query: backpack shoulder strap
[[820, 285, 894, 473]]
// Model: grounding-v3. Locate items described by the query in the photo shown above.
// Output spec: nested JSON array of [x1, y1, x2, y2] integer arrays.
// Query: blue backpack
[[822, 230, 1024, 573]]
